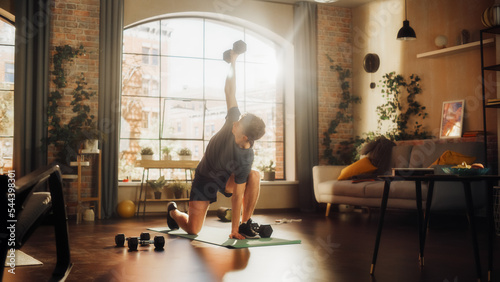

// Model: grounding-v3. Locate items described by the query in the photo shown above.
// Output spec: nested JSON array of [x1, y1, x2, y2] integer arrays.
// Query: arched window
[[0, 19, 15, 173], [119, 17, 285, 180]]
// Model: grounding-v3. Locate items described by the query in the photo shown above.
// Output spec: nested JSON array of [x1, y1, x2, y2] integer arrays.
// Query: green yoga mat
[[148, 226, 301, 248]]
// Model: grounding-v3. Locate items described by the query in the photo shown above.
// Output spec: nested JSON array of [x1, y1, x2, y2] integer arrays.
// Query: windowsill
[[118, 180, 298, 187]]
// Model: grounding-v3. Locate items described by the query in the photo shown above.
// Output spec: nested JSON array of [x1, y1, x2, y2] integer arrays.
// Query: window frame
[[119, 14, 295, 182]]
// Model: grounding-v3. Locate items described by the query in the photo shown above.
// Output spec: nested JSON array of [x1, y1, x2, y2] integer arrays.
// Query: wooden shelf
[[417, 38, 494, 58], [144, 198, 190, 202], [62, 174, 78, 180], [135, 160, 199, 169], [70, 161, 90, 167]]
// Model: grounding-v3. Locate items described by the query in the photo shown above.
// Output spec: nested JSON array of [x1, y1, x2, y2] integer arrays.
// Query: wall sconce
[[397, 0, 416, 40], [363, 53, 380, 89]]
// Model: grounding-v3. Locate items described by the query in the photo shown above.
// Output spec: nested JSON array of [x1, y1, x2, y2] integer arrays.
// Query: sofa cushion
[[338, 157, 377, 180], [317, 180, 371, 198], [430, 150, 476, 166], [409, 141, 485, 168], [390, 145, 413, 169]]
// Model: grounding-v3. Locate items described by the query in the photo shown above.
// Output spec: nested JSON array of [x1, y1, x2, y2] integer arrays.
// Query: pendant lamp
[[397, 0, 416, 40]]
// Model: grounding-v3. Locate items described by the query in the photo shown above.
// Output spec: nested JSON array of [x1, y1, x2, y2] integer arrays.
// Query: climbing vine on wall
[[367, 72, 432, 141], [322, 55, 362, 165], [44, 45, 98, 164]]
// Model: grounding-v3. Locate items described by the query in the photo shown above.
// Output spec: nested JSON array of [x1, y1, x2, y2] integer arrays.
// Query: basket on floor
[[495, 186, 500, 236]]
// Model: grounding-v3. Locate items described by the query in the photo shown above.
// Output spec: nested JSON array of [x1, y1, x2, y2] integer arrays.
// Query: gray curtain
[[294, 2, 319, 212], [98, 0, 123, 218], [13, 0, 51, 177]]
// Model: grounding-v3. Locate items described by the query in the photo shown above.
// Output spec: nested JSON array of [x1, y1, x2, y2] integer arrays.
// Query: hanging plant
[[43, 45, 101, 165], [368, 72, 432, 140], [322, 55, 363, 165]]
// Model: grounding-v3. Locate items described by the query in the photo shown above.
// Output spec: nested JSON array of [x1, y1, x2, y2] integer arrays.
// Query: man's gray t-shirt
[[195, 107, 254, 186]]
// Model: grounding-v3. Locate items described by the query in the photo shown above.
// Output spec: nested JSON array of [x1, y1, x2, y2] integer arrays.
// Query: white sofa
[[313, 140, 487, 216]]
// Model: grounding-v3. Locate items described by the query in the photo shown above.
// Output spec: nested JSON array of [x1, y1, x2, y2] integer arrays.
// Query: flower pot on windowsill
[[263, 171, 275, 181], [142, 155, 153, 160], [153, 191, 162, 199], [179, 155, 191, 161]]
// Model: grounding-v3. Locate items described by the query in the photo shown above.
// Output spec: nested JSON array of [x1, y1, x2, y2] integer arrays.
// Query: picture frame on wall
[[439, 100, 464, 139]]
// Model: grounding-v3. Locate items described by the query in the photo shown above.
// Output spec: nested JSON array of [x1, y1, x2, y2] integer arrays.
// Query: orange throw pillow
[[338, 157, 378, 180], [430, 150, 476, 166]]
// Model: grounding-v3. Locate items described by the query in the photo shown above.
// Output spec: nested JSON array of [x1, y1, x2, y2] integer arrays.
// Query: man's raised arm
[[224, 50, 238, 110]]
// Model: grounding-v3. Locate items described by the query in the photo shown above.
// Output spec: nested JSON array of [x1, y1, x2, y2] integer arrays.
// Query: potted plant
[[162, 146, 172, 160], [169, 181, 188, 199], [141, 147, 154, 160], [80, 122, 106, 152], [177, 148, 192, 160], [258, 160, 276, 181], [147, 176, 167, 199]]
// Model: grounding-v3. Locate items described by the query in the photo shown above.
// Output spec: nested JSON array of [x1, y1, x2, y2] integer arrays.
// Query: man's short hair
[[239, 113, 265, 146]]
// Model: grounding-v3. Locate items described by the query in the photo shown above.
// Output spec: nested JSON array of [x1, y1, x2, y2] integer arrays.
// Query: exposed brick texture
[[317, 5, 353, 165], [49, 0, 100, 215]]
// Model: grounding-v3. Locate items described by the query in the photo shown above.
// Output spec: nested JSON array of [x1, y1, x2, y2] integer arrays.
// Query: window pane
[[121, 17, 286, 181], [0, 21, 15, 45], [0, 137, 13, 172], [253, 141, 284, 179], [161, 57, 203, 99], [204, 101, 227, 140], [245, 102, 283, 142], [123, 21, 160, 54], [122, 54, 160, 97], [0, 46, 15, 85], [204, 19, 244, 60], [161, 99, 204, 139], [0, 91, 13, 136], [245, 30, 277, 64], [121, 97, 160, 139], [245, 62, 278, 103], [168, 140, 204, 161], [204, 60, 245, 101], [161, 18, 203, 57]]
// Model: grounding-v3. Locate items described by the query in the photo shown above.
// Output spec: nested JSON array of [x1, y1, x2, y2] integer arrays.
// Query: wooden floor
[[3, 208, 500, 282]]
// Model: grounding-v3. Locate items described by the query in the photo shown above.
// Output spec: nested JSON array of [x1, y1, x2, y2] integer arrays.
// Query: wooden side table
[[134, 160, 198, 216], [371, 174, 499, 282], [71, 149, 101, 222]]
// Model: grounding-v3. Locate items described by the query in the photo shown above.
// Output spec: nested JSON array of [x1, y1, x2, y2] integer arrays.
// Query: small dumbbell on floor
[[250, 221, 273, 238], [223, 40, 247, 63], [115, 232, 165, 251]]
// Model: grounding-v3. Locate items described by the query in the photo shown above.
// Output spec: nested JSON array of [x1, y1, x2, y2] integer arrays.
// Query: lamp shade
[[397, 20, 416, 40]]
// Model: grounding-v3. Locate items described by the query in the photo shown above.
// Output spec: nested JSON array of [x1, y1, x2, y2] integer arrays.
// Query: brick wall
[[317, 5, 353, 165], [49, 0, 100, 216]]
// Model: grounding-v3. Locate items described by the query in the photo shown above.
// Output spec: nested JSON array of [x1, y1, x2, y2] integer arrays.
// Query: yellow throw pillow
[[430, 150, 476, 166], [338, 157, 378, 180]]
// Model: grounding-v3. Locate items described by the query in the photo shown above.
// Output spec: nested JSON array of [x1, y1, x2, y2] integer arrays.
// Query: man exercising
[[166, 48, 266, 239]]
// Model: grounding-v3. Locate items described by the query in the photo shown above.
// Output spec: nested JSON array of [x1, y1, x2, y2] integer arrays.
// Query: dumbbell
[[223, 40, 247, 63], [250, 221, 273, 238], [217, 207, 232, 222], [115, 232, 165, 251]]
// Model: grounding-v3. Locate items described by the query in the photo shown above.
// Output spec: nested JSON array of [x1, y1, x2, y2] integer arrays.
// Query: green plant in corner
[[44, 45, 100, 164], [322, 55, 362, 165]]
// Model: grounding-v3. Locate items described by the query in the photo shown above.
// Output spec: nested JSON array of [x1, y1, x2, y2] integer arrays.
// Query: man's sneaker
[[238, 218, 259, 239], [166, 202, 179, 230]]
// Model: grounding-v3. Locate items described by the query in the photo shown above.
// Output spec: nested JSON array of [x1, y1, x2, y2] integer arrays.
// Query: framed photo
[[440, 100, 464, 139]]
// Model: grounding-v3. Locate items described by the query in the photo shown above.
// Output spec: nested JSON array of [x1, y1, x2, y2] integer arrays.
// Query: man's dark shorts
[[189, 172, 232, 204]]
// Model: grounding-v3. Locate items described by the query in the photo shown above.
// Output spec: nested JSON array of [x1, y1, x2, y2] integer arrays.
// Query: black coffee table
[[370, 174, 499, 282]]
